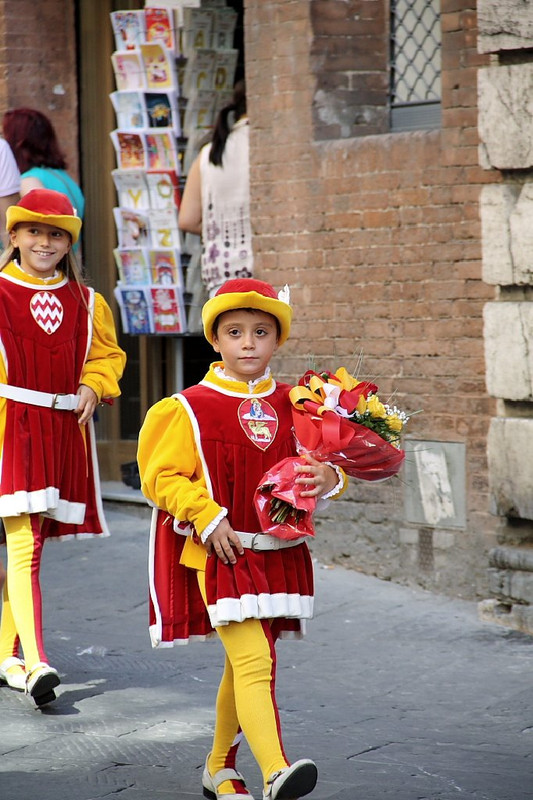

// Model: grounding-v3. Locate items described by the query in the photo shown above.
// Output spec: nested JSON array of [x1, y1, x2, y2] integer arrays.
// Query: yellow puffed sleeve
[[80, 292, 126, 401], [137, 396, 225, 536]]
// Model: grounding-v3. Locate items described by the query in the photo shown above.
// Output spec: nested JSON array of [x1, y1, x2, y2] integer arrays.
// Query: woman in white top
[[179, 81, 253, 297]]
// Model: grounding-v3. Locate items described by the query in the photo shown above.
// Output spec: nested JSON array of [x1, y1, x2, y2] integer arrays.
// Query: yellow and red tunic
[[138, 363, 321, 647], [0, 262, 126, 537]]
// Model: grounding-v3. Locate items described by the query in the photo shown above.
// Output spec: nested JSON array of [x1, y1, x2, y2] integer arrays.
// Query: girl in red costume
[[0, 190, 126, 706], [138, 279, 347, 800]]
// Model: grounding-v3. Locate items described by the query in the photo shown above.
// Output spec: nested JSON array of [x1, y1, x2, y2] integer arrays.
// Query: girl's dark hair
[[209, 80, 247, 167], [3, 108, 67, 173]]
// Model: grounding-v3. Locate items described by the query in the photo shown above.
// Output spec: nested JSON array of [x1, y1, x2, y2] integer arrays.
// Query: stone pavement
[[1, 500, 532, 800]]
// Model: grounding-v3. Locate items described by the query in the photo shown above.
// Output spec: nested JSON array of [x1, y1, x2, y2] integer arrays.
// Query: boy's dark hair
[[212, 307, 281, 339], [209, 80, 247, 167]]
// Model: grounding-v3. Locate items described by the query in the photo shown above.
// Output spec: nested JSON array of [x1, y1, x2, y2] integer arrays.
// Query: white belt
[[0, 383, 79, 411], [236, 531, 308, 551]]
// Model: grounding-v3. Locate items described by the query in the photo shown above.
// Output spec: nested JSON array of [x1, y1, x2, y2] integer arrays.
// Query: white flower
[[278, 284, 291, 305]]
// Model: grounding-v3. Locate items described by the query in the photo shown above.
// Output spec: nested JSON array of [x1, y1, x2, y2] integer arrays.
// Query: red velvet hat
[[202, 278, 292, 345], [6, 189, 82, 244]]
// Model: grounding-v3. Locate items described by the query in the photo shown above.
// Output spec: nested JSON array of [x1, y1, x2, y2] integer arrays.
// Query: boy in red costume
[[138, 279, 347, 800]]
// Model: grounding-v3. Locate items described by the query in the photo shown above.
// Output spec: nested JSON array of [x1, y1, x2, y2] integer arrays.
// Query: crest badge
[[30, 291, 64, 335], [238, 398, 278, 450]]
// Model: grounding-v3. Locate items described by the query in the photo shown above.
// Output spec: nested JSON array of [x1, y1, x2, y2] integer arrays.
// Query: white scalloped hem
[[0, 488, 85, 523], [208, 592, 314, 628], [149, 625, 217, 648]]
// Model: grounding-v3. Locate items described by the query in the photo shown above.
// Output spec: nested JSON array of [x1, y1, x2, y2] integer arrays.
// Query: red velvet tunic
[[0, 270, 106, 537], [145, 373, 315, 645]]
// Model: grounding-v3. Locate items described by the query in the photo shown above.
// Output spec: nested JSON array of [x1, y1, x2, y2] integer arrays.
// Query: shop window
[[311, 0, 441, 140], [390, 0, 441, 131]]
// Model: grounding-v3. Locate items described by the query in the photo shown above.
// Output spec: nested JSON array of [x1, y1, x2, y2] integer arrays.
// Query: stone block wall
[[244, 1, 502, 600], [476, 0, 533, 632], [477, 0, 533, 54]]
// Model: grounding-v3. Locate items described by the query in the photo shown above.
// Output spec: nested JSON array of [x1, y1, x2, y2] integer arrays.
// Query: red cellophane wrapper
[[292, 408, 404, 481], [254, 456, 317, 540]]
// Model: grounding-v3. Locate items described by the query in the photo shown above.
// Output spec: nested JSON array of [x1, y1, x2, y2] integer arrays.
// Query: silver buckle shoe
[[0, 656, 26, 691], [263, 759, 318, 800], [202, 754, 255, 800], [25, 662, 60, 707]]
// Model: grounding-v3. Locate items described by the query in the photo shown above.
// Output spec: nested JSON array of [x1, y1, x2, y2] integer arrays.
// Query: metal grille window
[[390, 0, 441, 132]]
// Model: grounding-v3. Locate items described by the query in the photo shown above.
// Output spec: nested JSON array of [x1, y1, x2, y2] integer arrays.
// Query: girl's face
[[212, 309, 279, 382], [10, 221, 71, 279]]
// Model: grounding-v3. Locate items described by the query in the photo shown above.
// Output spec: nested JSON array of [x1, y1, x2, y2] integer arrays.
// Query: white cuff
[[321, 464, 345, 499], [200, 508, 228, 544], [316, 464, 345, 511]]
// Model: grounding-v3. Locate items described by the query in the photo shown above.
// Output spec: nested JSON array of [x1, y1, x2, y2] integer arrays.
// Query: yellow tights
[[197, 570, 289, 793], [0, 514, 46, 670]]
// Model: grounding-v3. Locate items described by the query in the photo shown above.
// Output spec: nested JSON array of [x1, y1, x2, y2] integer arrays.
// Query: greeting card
[[113, 207, 150, 248], [148, 207, 180, 249], [111, 10, 145, 51], [113, 248, 150, 284], [115, 286, 153, 334], [149, 248, 183, 286], [214, 49, 238, 91], [110, 91, 148, 129], [145, 131, 177, 171], [183, 89, 216, 137], [211, 7, 238, 49], [140, 43, 176, 90], [111, 51, 145, 91], [182, 7, 215, 56], [112, 170, 150, 210], [151, 286, 187, 334], [110, 131, 147, 170], [145, 6, 176, 54], [145, 91, 179, 133], [145, 171, 180, 210]]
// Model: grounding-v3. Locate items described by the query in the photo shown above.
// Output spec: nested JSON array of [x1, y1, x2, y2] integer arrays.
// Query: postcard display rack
[[109, 2, 238, 339]]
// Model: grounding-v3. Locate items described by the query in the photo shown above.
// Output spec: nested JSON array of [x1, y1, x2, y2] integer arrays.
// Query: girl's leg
[[0, 514, 47, 670]]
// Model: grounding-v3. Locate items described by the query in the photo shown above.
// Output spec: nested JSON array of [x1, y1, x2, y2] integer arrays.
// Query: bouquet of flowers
[[254, 456, 317, 540], [253, 367, 409, 540]]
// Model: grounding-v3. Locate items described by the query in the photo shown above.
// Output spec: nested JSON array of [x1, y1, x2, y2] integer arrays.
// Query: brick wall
[[0, 0, 80, 179], [245, 0, 502, 599]]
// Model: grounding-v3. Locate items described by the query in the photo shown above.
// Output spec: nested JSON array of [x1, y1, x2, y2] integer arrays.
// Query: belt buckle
[[51, 393, 66, 409], [251, 533, 261, 552]]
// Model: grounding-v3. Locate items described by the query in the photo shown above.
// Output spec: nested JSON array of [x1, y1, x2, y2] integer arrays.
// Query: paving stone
[[0, 502, 532, 800]]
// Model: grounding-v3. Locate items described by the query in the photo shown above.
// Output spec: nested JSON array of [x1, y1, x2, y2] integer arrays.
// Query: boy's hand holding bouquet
[[254, 366, 409, 540]]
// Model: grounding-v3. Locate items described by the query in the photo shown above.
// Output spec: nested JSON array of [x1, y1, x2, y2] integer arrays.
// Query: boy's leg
[[0, 514, 47, 670], [197, 571, 246, 792], [210, 653, 243, 771], [217, 616, 290, 789], [0, 580, 21, 661], [197, 570, 289, 792]]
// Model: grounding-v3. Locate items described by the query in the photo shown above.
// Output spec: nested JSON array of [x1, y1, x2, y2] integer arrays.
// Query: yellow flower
[[334, 367, 360, 391], [387, 414, 403, 432], [366, 395, 387, 418], [356, 394, 367, 414]]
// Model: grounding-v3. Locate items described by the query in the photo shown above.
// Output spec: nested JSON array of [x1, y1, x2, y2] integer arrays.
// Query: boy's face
[[212, 309, 279, 382]]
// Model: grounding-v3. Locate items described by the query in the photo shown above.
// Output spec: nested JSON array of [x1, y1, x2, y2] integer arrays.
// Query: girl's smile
[[9, 221, 71, 279]]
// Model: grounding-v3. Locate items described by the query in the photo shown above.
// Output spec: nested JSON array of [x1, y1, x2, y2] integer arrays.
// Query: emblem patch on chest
[[238, 398, 278, 450], [30, 291, 64, 335]]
